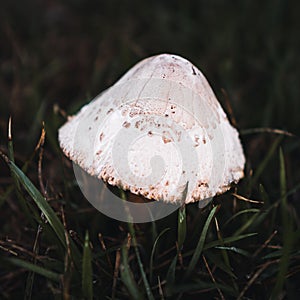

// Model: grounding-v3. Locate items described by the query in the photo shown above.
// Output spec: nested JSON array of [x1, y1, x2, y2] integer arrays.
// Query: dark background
[[1, 0, 299, 140]]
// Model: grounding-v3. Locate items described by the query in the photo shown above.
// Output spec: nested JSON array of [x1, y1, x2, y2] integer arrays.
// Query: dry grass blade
[[237, 264, 268, 299], [158, 276, 165, 300], [214, 216, 229, 265], [98, 233, 113, 270], [53, 103, 68, 119], [221, 88, 237, 127], [237, 260, 279, 300], [126, 233, 131, 251], [0, 245, 17, 256], [112, 249, 121, 300], [0, 239, 38, 258], [240, 127, 295, 137], [37, 123, 46, 197], [61, 207, 72, 268], [82, 231, 93, 300], [8, 116, 12, 141], [203, 255, 225, 300], [252, 230, 278, 258], [34, 125, 47, 152], [69, 230, 83, 249], [232, 193, 264, 204], [61, 206, 72, 300]]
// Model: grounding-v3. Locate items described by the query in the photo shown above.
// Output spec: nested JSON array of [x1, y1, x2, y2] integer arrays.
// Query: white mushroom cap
[[59, 54, 245, 204]]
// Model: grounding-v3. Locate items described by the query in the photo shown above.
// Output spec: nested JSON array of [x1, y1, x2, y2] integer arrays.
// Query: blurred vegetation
[[0, 0, 300, 299]]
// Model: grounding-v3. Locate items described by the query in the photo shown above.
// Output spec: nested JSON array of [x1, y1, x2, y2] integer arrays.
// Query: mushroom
[[58, 54, 245, 207]]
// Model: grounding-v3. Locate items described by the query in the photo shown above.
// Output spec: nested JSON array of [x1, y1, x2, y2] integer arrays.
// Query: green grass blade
[[7, 159, 81, 268], [249, 136, 283, 190], [0, 142, 45, 208], [149, 228, 170, 283], [177, 205, 186, 251], [259, 184, 270, 204], [224, 209, 260, 227], [9, 160, 66, 245], [205, 252, 237, 279], [215, 246, 251, 257], [233, 213, 259, 236], [7, 119, 35, 226], [203, 233, 258, 250], [279, 147, 287, 216], [135, 248, 154, 300], [128, 223, 154, 300], [262, 250, 283, 260], [120, 246, 143, 300], [271, 148, 294, 298], [165, 254, 178, 297], [184, 205, 218, 279], [24, 226, 42, 300], [285, 181, 300, 199], [214, 216, 239, 293], [6, 257, 61, 282], [7, 121, 42, 299], [25, 270, 35, 300], [177, 182, 188, 251], [82, 231, 93, 300]]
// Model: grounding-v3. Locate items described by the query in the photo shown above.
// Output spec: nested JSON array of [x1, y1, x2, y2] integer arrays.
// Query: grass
[[1, 0, 300, 299], [0, 129, 299, 299]]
